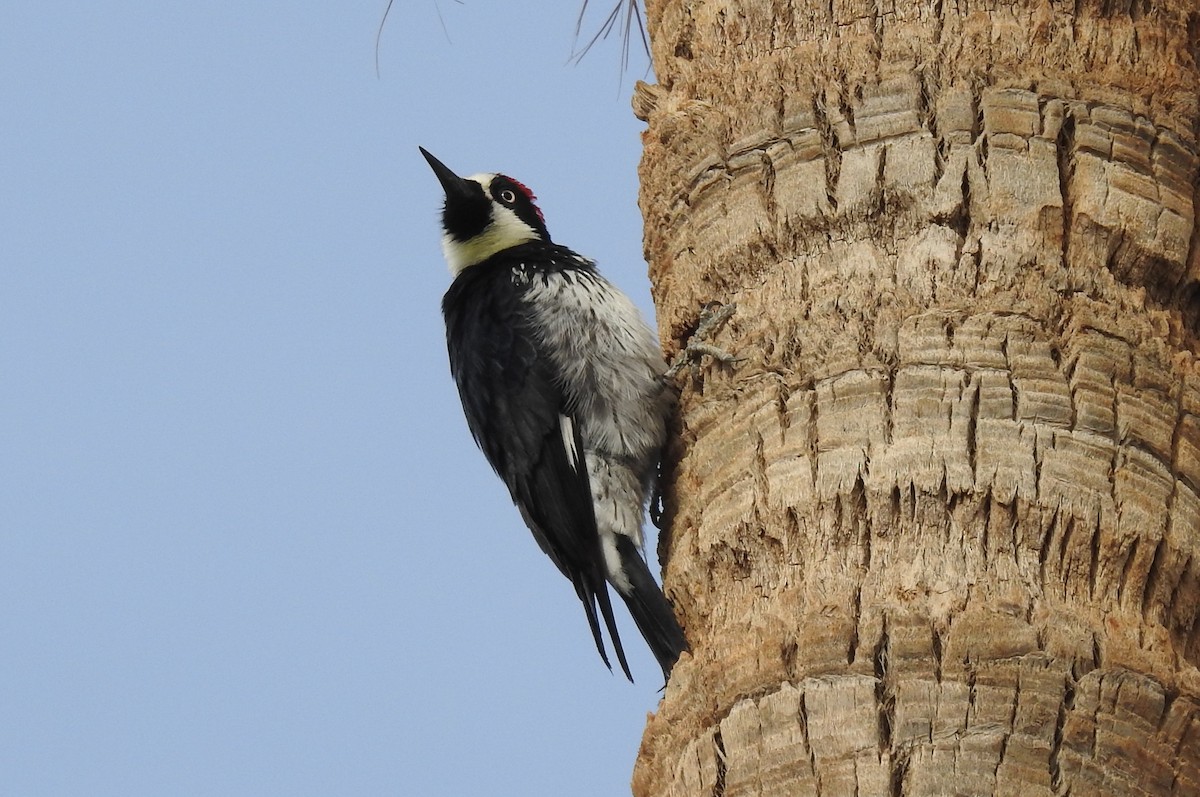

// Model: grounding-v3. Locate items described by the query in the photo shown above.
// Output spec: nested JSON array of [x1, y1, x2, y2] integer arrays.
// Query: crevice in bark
[[814, 93, 841, 214], [966, 372, 979, 479], [918, 70, 941, 183], [979, 489, 991, 564], [1158, 691, 1178, 736], [976, 124, 989, 182], [1108, 358, 1123, 454], [782, 637, 799, 680], [858, 480, 874, 571], [870, 0, 884, 68], [849, 585, 863, 665], [875, 145, 889, 217], [1169, 366, 1192, 494], [994, 664, 1022, 782], [1052, 511, 1080, 585], [805, 386, 819, 486], [952, 164, 972, 243], [932, 621, 945, 683], [966, 663, 978, 727], [797, 689, 820, 796], [760, 150, 779, 227], [890, 753, 908, 797], [890, 483, 905, 521], [1141, 536, 1167, 620], [1056, 108, 1076, 272], [1190, 607, 1200, 664], [1006, 499, 1020, 561], [1000, 333, 1017, 420], [1049, 667, 1077, 792], [1116, 534, 1139, 606], [712, 727, 727, 797], [1103, 230, 1131, 285], [1179, 282, 1200, 341], [1087, 507, 1102, 600], [1039, 507, 1059, 591], [875, 613, 893, 753], [882, 367, 897, 448], [1166, 552, 1193, 639], [773, 379, 790, 429], [754, 428, 770, 509]]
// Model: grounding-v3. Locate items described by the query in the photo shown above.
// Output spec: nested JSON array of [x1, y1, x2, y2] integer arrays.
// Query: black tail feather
[[595, 581, 633, 681], [573, 573, 633, 680], [572, 577, 613, 672], [614, 536, 688, 680]]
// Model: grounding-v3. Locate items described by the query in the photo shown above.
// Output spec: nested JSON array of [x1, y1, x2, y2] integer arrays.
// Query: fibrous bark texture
[[634, 1, 1200, 795]]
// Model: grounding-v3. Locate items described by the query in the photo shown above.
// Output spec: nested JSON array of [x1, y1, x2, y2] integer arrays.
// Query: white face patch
[[441, 173, 541, 275]]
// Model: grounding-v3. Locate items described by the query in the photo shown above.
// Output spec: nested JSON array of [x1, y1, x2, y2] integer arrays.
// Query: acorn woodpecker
[[419, 147, 687, 680]]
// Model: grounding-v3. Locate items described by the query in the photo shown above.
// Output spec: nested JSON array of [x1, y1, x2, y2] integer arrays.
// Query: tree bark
[[633, 1, 1200, 795]]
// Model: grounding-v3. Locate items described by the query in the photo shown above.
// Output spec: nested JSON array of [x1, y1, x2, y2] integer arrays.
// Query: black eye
[[498, 189, 517, 203]]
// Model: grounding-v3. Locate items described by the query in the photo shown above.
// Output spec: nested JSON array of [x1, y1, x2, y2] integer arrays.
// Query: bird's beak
[[419, 147, 476, 203]]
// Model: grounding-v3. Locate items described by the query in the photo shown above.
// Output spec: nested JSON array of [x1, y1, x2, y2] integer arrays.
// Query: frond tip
[[571, 0, 649, 70], [375, 0, 462, 77]]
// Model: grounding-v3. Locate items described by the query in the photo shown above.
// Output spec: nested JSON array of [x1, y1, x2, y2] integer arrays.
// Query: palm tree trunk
[[633, 0, 1200, 794]]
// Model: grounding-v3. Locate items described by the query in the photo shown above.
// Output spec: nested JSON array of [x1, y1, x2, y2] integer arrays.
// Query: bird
[[419, 146, 687, 681]]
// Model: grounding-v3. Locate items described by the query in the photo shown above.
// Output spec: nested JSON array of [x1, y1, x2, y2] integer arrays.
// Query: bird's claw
[[666, 302, 740, 380]]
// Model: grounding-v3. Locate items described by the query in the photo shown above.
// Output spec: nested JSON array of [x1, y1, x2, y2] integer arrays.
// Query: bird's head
[[419, 147, 550, 275]]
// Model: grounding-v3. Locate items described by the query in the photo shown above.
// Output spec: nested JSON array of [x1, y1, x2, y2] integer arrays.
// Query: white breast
[[524, 267, 670, 464]]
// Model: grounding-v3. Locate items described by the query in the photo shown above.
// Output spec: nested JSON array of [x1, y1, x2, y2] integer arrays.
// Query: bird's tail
[[614, 535, 688, 680], [573, 571, 633, 681]]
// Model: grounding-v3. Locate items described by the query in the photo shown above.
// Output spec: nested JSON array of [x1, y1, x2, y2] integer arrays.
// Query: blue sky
[[1, 3, 666, 794]]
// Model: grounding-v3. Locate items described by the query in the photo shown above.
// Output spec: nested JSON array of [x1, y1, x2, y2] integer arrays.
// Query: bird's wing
[[442, 268, 631, 677]]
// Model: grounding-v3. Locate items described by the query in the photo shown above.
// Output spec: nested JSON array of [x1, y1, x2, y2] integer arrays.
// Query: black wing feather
[[443, 256, 632, 678]]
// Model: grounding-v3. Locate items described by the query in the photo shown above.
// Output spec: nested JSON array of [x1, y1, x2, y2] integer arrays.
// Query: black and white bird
[[419, 147, 687, 681]]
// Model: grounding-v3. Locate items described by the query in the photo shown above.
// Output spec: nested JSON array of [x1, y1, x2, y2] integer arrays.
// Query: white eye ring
[[498, 189, 517, 203]]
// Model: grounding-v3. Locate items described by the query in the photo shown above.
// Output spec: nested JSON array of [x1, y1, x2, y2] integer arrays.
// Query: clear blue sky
[[1, 3, 665, 794]]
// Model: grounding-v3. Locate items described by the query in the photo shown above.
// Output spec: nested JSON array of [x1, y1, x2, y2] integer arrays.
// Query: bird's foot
[[666, 302, 740, 380]]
